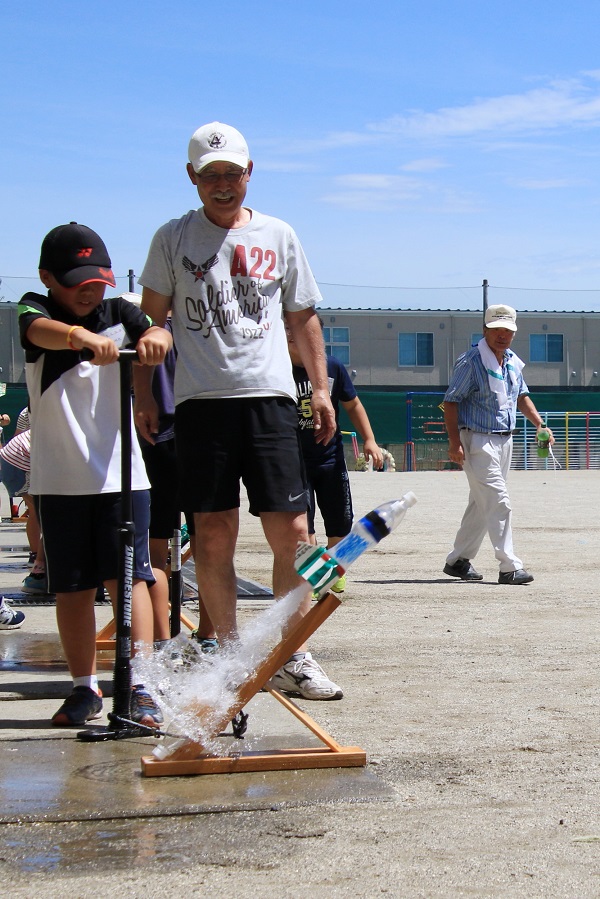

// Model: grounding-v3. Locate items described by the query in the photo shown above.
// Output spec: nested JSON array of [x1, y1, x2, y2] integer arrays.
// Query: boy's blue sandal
[[52, 687, 103, 726]]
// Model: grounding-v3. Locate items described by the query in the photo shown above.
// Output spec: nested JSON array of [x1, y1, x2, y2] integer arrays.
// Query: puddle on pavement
[[0, 634, 114, 671], [0, 817, 219, 873], [0, 814, 290, 873], [0, 768, 391, 874]]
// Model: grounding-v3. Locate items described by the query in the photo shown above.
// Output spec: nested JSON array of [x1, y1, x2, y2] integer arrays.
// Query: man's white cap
[[188, 122, 250, 173], [120, 292, 142, 306], [484, 304, 517, 332]]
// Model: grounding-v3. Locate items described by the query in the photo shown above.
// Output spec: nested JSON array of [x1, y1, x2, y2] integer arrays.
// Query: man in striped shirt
[[442, 304, 553, 586]]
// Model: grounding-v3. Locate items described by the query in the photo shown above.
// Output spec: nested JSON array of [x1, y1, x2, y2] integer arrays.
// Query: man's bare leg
[[187, 532, 216, 641], [262, 511, 343, 700], [193, 510, 239, 643], [262, 510, 312, 650]]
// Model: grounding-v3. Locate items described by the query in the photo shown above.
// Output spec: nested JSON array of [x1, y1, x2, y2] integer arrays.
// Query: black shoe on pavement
[[52, 687, 103, 726], [443, 558, 483, 581], [498, 568, 534, 585]]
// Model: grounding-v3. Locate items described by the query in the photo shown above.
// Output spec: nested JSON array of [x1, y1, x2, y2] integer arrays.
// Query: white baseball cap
[[484, 304, 517, 332], [188, 122, 250, 173], [120, 292, 142, 306]]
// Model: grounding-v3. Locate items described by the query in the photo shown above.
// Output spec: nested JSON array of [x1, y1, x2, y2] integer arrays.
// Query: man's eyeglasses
[[196, 168, 248, 185]]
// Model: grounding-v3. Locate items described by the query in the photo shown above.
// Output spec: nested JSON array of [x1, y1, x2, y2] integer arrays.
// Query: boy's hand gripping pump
[[294, 493, 417, 596]]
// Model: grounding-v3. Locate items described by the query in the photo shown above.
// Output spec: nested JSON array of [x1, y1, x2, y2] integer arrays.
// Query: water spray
[[144, 493, 417, 762]]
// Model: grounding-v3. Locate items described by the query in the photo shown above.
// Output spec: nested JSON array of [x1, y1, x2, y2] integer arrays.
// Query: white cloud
[[401, 157, 448, 172], [321, 173, 426, 210], [259, 159, 319, 173], [368, 76, 600, 138], [259, 74, 600, 165], [510, 178, 583, 190], [321, 173, 478, 213], [334, 174, 424, 192]]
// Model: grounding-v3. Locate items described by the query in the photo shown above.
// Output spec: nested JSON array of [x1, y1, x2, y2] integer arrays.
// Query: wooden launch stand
[[141, 590, 366, 777], [95, 607, 197, 652], [96, 543, 196, 651]]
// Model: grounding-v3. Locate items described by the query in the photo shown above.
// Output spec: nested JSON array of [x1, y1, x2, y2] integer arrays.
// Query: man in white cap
[[442, 304, 553, 585], [135, 122, 343, 699]]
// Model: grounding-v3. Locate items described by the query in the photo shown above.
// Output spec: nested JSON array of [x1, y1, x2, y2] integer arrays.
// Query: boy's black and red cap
[[39, 222, 116, 288]]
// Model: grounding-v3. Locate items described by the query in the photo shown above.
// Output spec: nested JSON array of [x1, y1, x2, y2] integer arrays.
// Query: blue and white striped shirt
[[444, 347, 529, 433]]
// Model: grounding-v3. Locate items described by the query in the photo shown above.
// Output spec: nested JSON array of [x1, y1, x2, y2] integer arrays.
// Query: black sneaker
[[498, 568, 534, 585], [52, 687, 103, 726], [131, 686, 163, 728], [443, 558, 483, 581]]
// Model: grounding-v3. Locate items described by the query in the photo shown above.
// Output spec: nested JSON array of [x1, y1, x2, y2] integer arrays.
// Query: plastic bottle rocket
[[537, 428, 551, 458], [295, 492, 417, 597]]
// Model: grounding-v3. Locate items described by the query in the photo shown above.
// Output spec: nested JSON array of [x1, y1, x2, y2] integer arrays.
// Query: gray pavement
[[1, 470, 600, 897]]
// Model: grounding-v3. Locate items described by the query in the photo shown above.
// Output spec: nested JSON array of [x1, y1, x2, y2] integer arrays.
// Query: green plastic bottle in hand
[[537, 428, 551, 458]]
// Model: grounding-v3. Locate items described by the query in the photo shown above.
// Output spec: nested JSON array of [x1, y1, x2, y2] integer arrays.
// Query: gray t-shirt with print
[[140, 207, 322, 405]]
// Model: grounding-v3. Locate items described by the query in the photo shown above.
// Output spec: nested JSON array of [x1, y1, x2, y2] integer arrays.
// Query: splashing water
[[132, 583, 309, 757]]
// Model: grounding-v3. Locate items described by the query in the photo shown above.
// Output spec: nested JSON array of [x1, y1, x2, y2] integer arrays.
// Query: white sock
[[73, 675, 99, 695]]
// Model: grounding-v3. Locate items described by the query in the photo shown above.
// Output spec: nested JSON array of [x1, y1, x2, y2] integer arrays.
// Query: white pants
[[446, 430, 522, 573]]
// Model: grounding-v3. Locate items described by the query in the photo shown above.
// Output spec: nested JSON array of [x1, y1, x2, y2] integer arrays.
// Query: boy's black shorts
[[175, 397, 308, 517], [306, 463, 353, 537], [38, 490, 153, 593]]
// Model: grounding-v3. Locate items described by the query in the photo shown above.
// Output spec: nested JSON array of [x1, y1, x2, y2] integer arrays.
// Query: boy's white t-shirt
[[18, 293, 151, 496]]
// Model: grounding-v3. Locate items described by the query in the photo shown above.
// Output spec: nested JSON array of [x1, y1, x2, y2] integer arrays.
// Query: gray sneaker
[[270, 652, 343, 701], [130, 686, 163, 727]]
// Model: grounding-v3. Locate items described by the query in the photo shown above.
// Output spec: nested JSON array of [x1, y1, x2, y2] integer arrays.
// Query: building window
[[398, 332, 433, 367], [323, 326, 350, 365], [530, 333, 564, 363]]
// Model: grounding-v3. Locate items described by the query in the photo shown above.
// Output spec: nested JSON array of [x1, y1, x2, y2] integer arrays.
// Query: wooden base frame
[[95, 607, 197, 652], [141, 686, 366, 776], [140, 590, 366, 777]]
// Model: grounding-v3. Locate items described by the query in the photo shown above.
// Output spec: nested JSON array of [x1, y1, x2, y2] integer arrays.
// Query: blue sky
[[2, 0, 600, 311]]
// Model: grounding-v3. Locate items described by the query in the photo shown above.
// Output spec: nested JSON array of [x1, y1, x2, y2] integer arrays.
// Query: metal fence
[[514, 411, 600, 471], [344, 411, 600, 472]]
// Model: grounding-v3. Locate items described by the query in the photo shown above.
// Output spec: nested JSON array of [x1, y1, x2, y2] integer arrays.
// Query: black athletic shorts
[[38, 490, 153, 593], [142, 438, 195, 539], [305, 463, 353, 537], [175, 397, 308, 517]]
